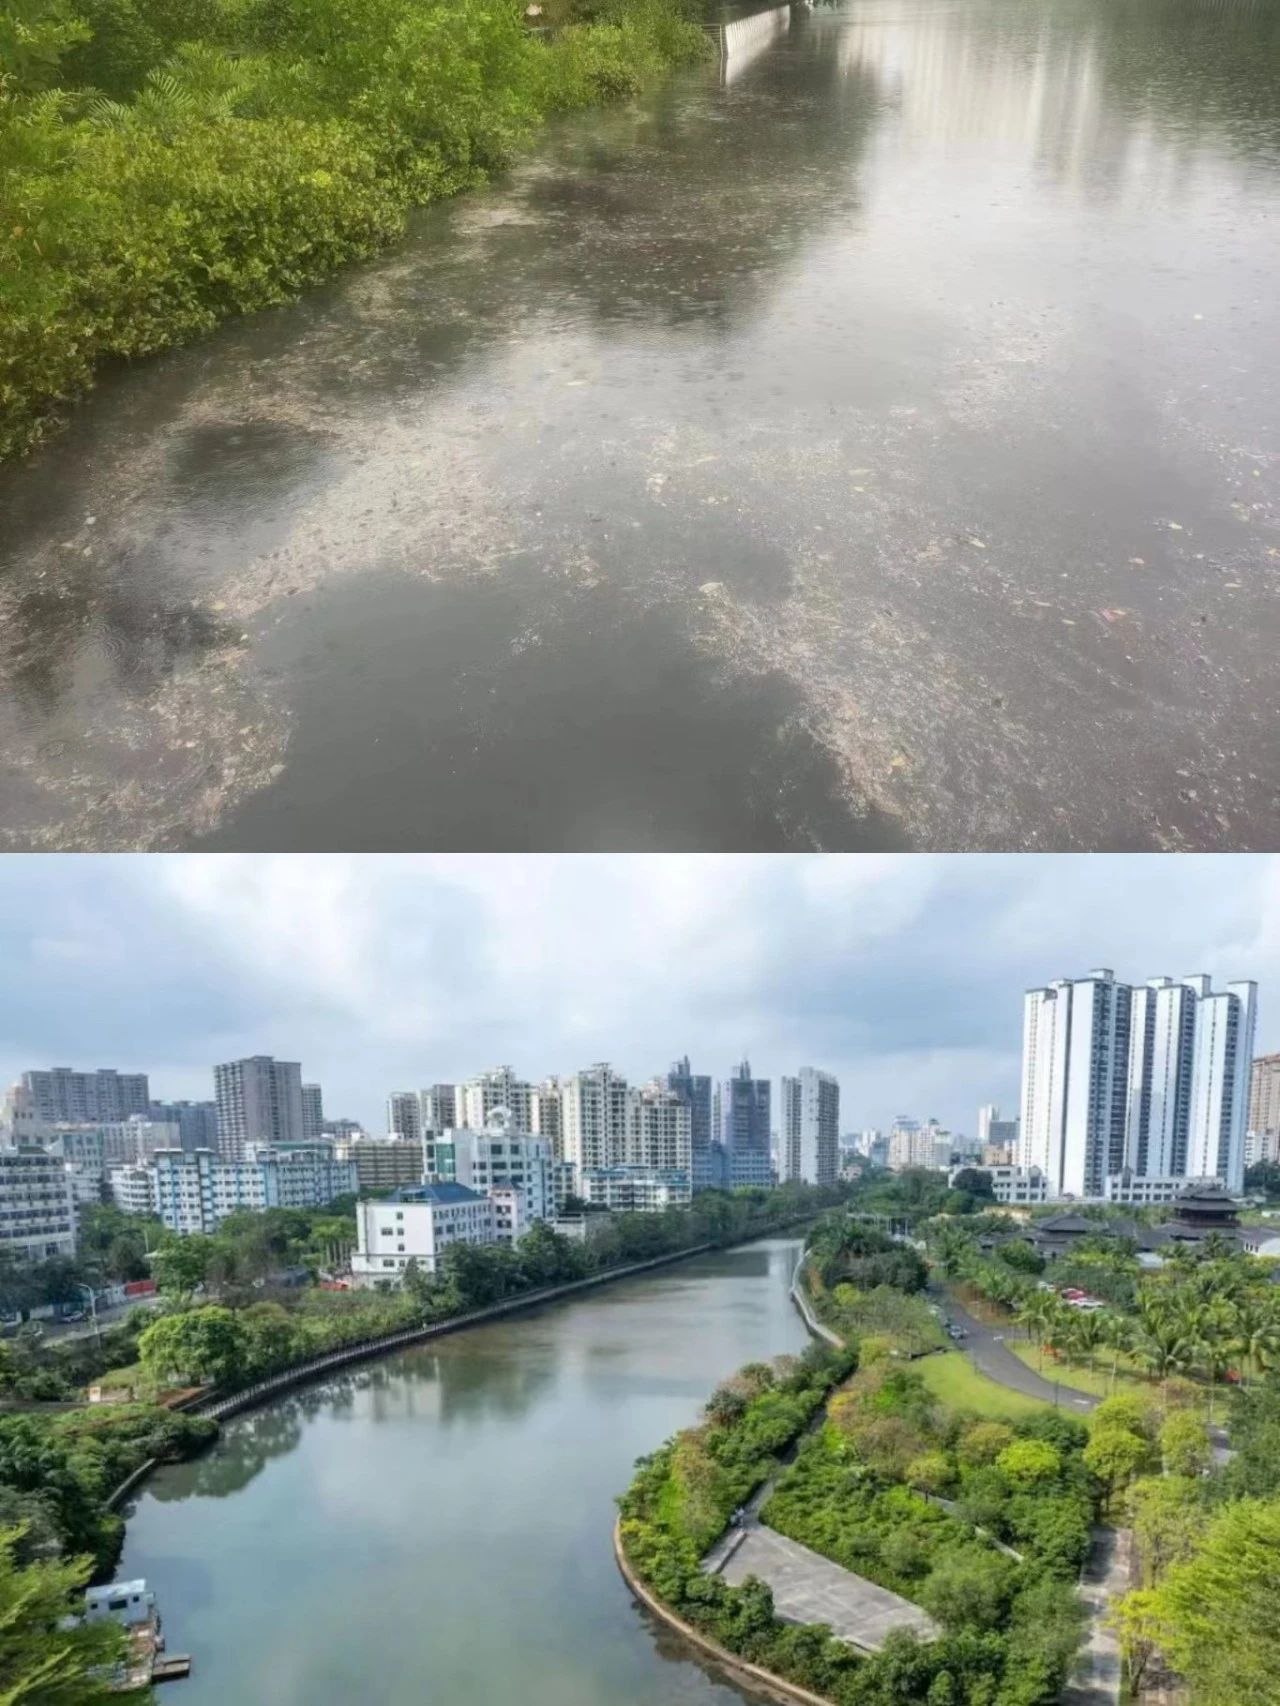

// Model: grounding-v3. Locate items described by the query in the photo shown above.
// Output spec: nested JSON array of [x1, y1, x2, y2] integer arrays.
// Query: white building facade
[[579, 1167, 692, 1212], [1022, 969, 1257, 1198], [351, 1183, 496, 1285], [1185, 980, 1256, 1194], [1020, 971, 1132, 1198], [0, 1149, 77, 1264], [781, 1069, 840, 1186], [457, 1068, 533, 1134], [560, 1064, 629, 1173], [424, 1115, 554, 1226], [142, 1143, 356, 1235], [625, 1082, 693, 1175]]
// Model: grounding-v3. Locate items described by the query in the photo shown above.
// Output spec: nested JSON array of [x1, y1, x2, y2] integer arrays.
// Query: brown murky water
[[1, 0, 1277, 850]]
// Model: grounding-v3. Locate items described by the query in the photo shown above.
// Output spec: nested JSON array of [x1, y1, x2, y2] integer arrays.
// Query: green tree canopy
[[0, 1524, 126, 1702]]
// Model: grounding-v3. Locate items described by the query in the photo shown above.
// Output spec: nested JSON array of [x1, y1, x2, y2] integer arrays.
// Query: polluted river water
[[0, 0, 1277, 851]]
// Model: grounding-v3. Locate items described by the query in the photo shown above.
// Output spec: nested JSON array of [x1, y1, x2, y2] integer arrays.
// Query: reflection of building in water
[[717, 3, 793, 87], [823, 0, 1279, 204]]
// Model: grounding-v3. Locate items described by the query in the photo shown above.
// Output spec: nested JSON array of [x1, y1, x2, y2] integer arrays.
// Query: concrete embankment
[[613, 1518, 835, 1706]]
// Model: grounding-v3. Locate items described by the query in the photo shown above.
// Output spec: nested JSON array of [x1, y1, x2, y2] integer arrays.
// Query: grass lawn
[[1005, 1339, 1160, 1403], [915, 1350, 1049, 1419]]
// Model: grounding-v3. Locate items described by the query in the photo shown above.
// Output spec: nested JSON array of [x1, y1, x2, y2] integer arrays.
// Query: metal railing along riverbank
[[704, 1, 792, 61]]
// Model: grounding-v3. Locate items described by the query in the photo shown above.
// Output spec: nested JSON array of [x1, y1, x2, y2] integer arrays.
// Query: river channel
[[1, 0, 1277, 852], [117, 1238, 808, 1705]]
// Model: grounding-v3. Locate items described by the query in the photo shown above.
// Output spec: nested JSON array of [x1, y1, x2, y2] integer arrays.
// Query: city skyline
[[2, 853, 1276, 1136]]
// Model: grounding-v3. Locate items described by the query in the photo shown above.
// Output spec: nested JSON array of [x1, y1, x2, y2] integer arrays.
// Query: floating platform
[[151, 1655, 193, 1683]]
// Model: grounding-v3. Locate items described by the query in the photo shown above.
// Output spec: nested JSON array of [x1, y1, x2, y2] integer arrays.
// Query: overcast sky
[[1, 855, 1275, 1137]]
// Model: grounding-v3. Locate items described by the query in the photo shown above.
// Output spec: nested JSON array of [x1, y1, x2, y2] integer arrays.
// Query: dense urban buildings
[[214, 1056, 306, 1159], [4, 1005, 1275, 1281], [780, 1069, 839, 1186], [424, 1115, 554, 1224], [887, 1117, 951, 1171], [18, 1067, 151, 1126], [1020, 969, 1257, 1196], [130, 1143, 357, 1235]]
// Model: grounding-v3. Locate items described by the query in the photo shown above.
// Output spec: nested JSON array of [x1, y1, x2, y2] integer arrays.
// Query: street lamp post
[[78, 1284, 101, 1348]]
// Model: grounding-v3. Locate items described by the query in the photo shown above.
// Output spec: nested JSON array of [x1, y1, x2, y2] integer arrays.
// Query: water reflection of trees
[[148, 1400, 307, 1502]]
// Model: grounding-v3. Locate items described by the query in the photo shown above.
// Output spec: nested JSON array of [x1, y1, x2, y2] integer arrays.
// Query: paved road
[[936, 1289, 1098, 1414], [33, 1295, 162, 1345], [1062, 1527, 1129, 1706]]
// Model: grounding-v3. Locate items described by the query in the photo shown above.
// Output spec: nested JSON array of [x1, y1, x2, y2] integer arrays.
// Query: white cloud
[[1, 853, 1275, 1134]]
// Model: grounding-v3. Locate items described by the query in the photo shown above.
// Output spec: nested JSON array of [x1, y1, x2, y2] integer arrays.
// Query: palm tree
[[1234, 1298, 1280, 1387], [1132, 1312, 1195, 1406], [1015, 1294, 1053, 1367], [1099, 1310, 1134, 1393], [1195, 1298, 1243, 1424], [1068, 1307, 1106, 1372]]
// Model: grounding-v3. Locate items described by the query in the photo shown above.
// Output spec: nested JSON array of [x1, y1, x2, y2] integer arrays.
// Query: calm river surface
[[118, 1239, 808, 1705], [2, 0, 1278, 851]]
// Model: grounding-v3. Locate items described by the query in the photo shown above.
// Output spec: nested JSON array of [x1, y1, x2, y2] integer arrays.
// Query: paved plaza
[[716, 1525, 937, 1652]]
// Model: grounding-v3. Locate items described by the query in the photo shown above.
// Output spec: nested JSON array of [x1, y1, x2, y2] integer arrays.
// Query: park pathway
[[1062, 1527, 1130, 1706]]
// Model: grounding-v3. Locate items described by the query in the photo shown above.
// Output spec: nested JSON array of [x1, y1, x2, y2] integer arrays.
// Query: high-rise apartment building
[[20, 1067, 150, 1125], [458, 1067, 533, 1132], [530, 1078, 564, 1157], [1185, 980, 1256, 1194], [149, 1101, 219, 1150], [214, 1056, 305, 1160], [672, 1050, 713, 1160], [387, 1092, 423, 1144], [419, 1084, 458, 1135], [1022, 970, 1256, 1197], [625, 1081, 693, 1175], [560, 1064, 629, 1173], [301, 1084, 325, 1142], [1020, 970, 1132, 1198], [718, 1060, 771, 1187], [1249, 1053, 1280, 1141], [1125, 978, 1198, 1178], [780, 1069, 839, 1186]]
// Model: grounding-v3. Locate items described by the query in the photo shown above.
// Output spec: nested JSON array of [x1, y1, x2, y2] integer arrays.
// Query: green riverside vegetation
[[617, 1213, 1094, 1705], [0, 1180, 845, 1698], [0, 0, 709, 458]]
